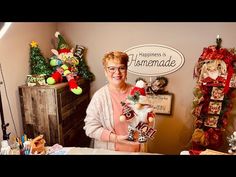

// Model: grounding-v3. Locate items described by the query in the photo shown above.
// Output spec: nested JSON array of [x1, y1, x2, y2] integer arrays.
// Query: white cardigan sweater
[[83, 85, 115, 150]]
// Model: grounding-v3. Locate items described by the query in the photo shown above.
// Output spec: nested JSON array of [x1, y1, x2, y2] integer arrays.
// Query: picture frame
[[208, 101, 222, 115], [210, 87, 224, 101], [204, 115, 219, 128], [26, 74, 47, 86], [147, 93, 173, 115]]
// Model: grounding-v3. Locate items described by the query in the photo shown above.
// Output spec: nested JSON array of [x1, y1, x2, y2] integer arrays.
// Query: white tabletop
[[48, 147, 160, 155]]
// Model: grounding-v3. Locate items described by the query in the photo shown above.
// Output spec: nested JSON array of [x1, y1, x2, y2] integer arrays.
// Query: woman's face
[[104, 60, 127, 87]]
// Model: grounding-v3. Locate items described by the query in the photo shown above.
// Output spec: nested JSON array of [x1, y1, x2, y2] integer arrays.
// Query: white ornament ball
[[148, 117, 154, 122], [120, 115, 126, 122]]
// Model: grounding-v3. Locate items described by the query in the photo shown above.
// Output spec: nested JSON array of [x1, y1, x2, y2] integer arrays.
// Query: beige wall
[[0, 22, 57, 143], [57, 22, 236, 154], [1, 22, 236, 154]]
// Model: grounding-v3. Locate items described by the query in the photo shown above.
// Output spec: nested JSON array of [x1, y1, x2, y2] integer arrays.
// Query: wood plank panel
[[18, 79, 91, 147]]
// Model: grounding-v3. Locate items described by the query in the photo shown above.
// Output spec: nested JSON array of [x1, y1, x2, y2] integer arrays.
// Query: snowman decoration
[[120, 78, 157, 143]]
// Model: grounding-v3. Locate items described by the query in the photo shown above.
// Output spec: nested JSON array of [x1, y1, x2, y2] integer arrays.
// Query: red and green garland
[[191, 38, 236, 150]]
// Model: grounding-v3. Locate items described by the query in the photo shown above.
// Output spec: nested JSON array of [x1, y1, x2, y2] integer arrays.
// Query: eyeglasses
[[107, 66, 127, 73]]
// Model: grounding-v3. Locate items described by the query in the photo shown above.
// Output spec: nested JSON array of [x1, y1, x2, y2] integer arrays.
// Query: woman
[[83, 51, 141, 152]]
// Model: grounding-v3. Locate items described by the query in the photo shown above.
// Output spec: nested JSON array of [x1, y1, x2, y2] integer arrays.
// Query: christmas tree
[[74, 45, 95, 82], [29, 41, 52, 76]]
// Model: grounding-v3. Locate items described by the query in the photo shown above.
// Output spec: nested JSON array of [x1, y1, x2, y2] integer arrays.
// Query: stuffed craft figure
[[47, 32, 82, 95], [120, 78, 157, 143]]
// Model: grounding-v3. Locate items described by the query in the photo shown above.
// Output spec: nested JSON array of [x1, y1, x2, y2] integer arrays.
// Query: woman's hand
[[109, 133, 140, 145]]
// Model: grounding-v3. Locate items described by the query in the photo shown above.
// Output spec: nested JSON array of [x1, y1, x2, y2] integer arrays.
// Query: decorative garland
[[191, 37, 236, 150]]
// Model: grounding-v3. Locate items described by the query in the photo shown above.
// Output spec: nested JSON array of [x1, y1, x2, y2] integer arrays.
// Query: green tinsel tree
[[77, 58, 95, 81], [74, 45, 95, 82], [29, 41, 52, 76]]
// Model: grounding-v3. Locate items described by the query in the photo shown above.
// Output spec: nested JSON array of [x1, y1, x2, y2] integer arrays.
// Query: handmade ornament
[[120, 78, 157, 143], [191, 36, 236, 150], [47, 32, 82, 95]]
